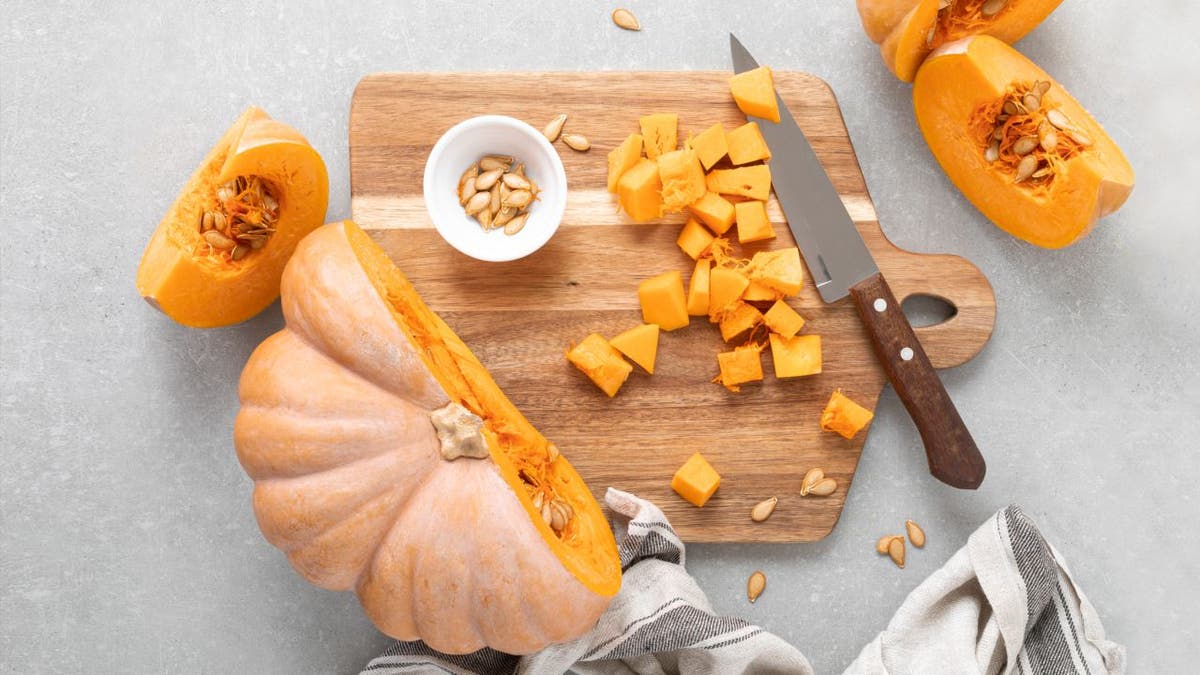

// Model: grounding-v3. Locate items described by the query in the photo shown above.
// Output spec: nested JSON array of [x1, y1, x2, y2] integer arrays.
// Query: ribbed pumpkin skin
[[234, 222, 615, 655]]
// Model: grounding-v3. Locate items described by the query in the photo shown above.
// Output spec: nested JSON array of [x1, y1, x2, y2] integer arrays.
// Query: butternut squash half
[[137, 107, 329, 327], [914, 37, 1133, 248], [857, 0, 1064, 82]]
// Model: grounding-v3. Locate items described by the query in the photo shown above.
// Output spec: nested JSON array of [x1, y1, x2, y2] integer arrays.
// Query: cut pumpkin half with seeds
[[137, 106, 329, 327], [234, 221, 621, 654], [914, 36, 1133, 248]]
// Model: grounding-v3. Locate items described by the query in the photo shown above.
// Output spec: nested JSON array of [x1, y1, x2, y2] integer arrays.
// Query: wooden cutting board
[[349, 72, 995, 542]]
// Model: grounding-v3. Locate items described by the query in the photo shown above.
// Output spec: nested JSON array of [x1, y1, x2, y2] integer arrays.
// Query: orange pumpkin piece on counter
[[617, 158, 664, 222], [637, 271, 689, 331], [234, 221, 621, 654], [606, 133, 644, 193], [137, 106, 329, 328], [639, 113, 678, 159], [734, 200, 775, 243], [730, 66, 781, 123], [689, 192, 736, 235], [718, 301, 764, 342], [747, 247, 804, 296], [686, 258, 712, 316], [706, 165, 772, 201], [762, 300, 806, 338], [726, 122, 772, 165], [609, 323, 660, 375], [770, 333, 822, 378], [742, 280, 783, 303], [567, 333, 633, 397], [671, 452, 722, 507], [677, 217, 716, 260], [690, 123, 729, 170], [707, 267, 751, 320], [914, 36, 1133, 248], [658, 148, 707, 214], [715, 343, 765, 392], [820, 390, 875, 439]]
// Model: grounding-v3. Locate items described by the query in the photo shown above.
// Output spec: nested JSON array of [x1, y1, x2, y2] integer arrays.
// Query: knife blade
[[730, 34, 986, 489]]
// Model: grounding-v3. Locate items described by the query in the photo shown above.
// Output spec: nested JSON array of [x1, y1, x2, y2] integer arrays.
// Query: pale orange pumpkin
[[234, 221, 621, 654]]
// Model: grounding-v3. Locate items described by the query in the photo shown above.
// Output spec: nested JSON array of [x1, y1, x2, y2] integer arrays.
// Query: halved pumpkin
[[914, 36, 1133, 248], [234, 221, 621, 654], [137, 107, 328, 327]]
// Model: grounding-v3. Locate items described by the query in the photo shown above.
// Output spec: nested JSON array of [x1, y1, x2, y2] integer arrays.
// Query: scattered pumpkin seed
[[750, 497, 778, 523], [611, 8, 640, 31], [876, 535, 900, 554], [542, 114, 568, 142], [906, 520, 926, 548], [800, 468, 824, 496], [747, 571, 766, 603], [888, 536, 906, 568], [980, 0, 1008, 17], [807, 477, 838, 497], [562, 133, 591, 152]]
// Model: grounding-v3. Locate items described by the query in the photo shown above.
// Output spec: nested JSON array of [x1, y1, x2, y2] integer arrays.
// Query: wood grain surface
[[349, 71, 995, 542]]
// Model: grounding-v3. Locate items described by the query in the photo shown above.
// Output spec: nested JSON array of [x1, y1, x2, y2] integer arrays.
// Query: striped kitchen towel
[[361, 491, 1123, 675]]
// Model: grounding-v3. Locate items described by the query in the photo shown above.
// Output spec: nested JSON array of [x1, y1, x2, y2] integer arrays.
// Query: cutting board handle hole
[[901, 293, 957, 328]]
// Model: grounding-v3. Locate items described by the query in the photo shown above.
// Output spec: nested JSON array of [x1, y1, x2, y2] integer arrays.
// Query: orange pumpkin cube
[[715, 344, 764, 392], [735, 200, 775, 243], [726, 122, 772, 165], [617, 158, 663, 223], [762, 300, 806, 338], [691, 123, 729, 170], [742, 280, 783, 303], [671, 452, 721, 507], [706, 165, 772, 200], [677, 217, 715, 260], [658, 148, 707, 214], [609, 323, 659, 375], [747, 247, 804, 296], [607, 133, 644, 193], [689, 192, 736, 235], [637, 270, 689, 331], [567, 333, 633, 397], [686, 258, 712, 316], [820, 389, 875, 439], [769, 333, 822, 378], [639, 113, 678, 160], [707, 266, 750, 320], [730, 66, 780, 123], [718, 301, 764, 342]]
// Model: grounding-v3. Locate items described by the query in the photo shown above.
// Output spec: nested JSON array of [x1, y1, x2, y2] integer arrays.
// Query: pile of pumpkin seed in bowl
[[457, 155, 540, 236]]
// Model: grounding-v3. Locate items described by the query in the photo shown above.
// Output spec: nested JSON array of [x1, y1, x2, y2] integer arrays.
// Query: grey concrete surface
[[2, 2, 1197, 673]]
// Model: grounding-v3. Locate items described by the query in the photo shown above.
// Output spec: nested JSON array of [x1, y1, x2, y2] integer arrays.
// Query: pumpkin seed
[[906, 520, 926, 548], [611, 7, 640, 31], [504, 213, 528, 236], [1040, 130, 1058, 152], [876, 535, 900, 554], [888, 536, 906, 568], [550, 505, 567, 532], [1012, 136, 1038, 156], [203, 229, 235, 250], [980, 0, 1007, 17], [807, 477, 838, 497], [200, 211, 215, 232], [1067, 128, 1092, 146], [938, 0, 951, 9], [1036, 80, 1051, 95], [475, 168, 503, 191], [502, 172, 531, 190], [542, 114, 568, 142], [479, 155, 512, 171], [532, 492, 545, 510], [458, 165, 478, 205], [478, 207, 493, 230], [230, 244, 248, 261], [1014, 155, 1038, 182], [464, 190, 491, 215], [503, 189, 534, 209], [1031, 165, 1053, 179], [562, 133, 591, 152], [493, 207, 517, 227], [747, 571, 766, 603], [985, 141, 1000, 163], [540, 503, 553, 527], [249, 237, 266, 250], [547, 443, 560, 463], [1046, 108, 1071, 130], [750, 497, 778, 523], [992, 127, 1004, 141], [489, 185, 501, 215], [800, 468, 824, 496], [512, 163, 525, 177], [1022, 92, 1041, 113], [1002, 100, 1018, 116]]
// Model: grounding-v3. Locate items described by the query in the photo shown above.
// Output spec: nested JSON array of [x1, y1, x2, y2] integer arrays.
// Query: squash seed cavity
[[926, 0, 1011, 51], [196, 176, 279, 261], [972, 80, 1091, 189]]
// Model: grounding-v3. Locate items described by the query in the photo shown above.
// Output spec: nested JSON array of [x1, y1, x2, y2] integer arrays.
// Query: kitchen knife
[[730, 34, 986, 489]]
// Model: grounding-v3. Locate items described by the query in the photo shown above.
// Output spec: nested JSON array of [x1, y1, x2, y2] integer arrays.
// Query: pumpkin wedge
[[137, 107, 328, 327], [858, 0, 1065, 82], [234, 221, 621, 655], [914, 36, 1133, 248]]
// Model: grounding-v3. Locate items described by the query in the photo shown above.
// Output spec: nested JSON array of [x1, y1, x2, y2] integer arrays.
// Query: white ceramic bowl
[[423, 115, 567, 262]]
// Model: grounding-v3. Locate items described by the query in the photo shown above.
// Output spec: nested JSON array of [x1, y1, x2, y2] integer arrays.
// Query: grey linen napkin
[[361, 491, 1123, 675]]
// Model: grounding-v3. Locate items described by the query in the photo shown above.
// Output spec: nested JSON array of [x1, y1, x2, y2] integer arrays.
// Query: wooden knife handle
[[849, 272, 986, 489]]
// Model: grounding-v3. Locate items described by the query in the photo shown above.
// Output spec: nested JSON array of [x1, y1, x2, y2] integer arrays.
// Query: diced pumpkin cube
[[687, 258, 711, 316], [637, 270, 689, 331], [820, 389, 875, 439], [609, 323, 659, 375], [639, 113, 678, 159], [735, 200, 775, 243], [707, 267, 750, 320], [671, 452, 721, 507], [769, 333, 822, 378], [730, 66, 780, 123], [726, 122, 772, 165], [742, 280, 783, 302], [658, 148, 707, 214], [607, 133, 644, 193], [763, 300, 806, 338], [617, 158, 663, 223], [677, 217, 715, 260], [691, 123, 728, 170], [747, 247, 804, 296], [567, 333, 632, 397], [706, 165, 772, 200], [689, 192, 736, 235], [715, 344, 764, 392], [718, 301, 764, 342]]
